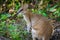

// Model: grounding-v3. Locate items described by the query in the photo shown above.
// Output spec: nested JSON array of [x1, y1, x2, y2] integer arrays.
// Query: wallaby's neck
[[23, 10, 32, 23]]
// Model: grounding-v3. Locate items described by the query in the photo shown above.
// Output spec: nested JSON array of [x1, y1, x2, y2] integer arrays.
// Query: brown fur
[[18, 4, 54, 40], [24, 11, 53, 40]]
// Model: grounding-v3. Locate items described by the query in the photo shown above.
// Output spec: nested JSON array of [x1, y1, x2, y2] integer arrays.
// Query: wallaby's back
[[29, 13, 53, 40]]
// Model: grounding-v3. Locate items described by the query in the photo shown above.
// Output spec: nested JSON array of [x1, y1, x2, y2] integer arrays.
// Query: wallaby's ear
[[22, 3, 35, 9], [22, 3, 29, 10], [28, 3, 35, 9]]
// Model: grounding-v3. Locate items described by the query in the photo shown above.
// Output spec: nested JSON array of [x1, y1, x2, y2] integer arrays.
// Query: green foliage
[[38, 10, 47, 17], [0, 13, 28, 40], [0, 0, 60, 40], [1, 13, 11, 20], [49, 5, 57, 12], [15, 2, 21, 11], [0, 21, 7, 36], [32, 9, 47, 17]]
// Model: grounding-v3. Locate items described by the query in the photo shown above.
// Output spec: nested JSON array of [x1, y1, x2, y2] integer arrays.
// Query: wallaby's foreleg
[[32, 36, 36, 40], [27, 23, 31, 32]]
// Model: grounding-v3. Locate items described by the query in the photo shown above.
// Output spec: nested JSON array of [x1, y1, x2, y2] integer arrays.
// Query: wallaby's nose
[[13, 8, 23, 17]]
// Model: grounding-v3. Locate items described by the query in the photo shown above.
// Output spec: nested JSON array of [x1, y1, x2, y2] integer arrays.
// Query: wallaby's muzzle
[[16, 8, 23, 15], [10, 8, 23, 18]]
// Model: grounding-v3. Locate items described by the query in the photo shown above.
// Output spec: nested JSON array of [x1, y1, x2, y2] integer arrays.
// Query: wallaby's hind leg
[[38, 38, 42, 40], [32, 33, 36, 40]]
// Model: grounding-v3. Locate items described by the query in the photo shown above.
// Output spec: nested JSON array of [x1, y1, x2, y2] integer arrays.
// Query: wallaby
[[16, 3, 54, 40]]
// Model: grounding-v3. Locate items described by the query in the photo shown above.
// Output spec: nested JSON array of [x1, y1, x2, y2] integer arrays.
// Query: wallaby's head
[[17, 3, 32, 15]]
